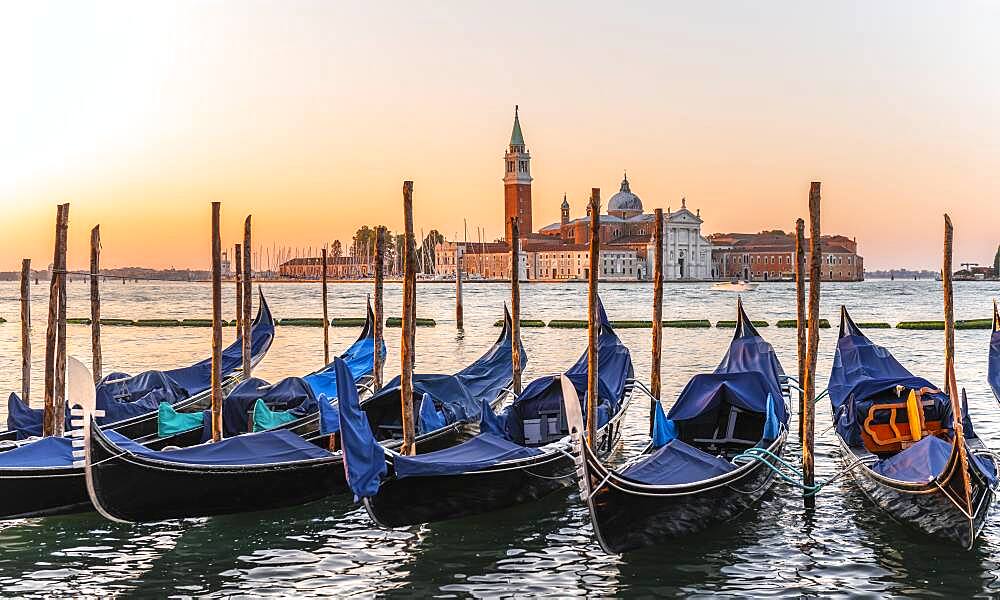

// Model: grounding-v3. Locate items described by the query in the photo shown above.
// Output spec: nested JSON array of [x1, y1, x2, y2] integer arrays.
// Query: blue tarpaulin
[[335, 357, 387, 499], [479, 398, 507, 438], [362, 307, 524, 435], [621, 439, 735, 485], [393, 433, 542, 479], [318, 394, 339, 436], [989, 305, 999, 401], [0, 436, 74, 469], [418, 393, 446, 434], [502, 299, 633, 444], [616, 300, 785, 488], [200, 303, 383, 437], [103, 428, 330, 466], [665, 301, 787, 429], [868, 434, 995, 486], [6, 291, 276, 440], [650, 401, 675, 448]]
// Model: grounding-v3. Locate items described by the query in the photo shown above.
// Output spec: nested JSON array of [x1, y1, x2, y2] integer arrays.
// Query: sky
[[1, 1, 997, 271]]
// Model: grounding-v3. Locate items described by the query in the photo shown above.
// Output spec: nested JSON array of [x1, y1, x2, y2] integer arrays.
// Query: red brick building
[[710, 231, 864, 281]]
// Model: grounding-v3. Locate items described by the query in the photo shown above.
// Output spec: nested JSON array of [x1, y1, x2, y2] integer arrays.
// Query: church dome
[[607, 175, 643, 214]]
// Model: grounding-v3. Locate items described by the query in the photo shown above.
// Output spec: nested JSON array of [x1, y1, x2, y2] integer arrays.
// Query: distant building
[[710, 232, 864, 281], [279, 256, 370, 279], [435, 108, 711, 281]]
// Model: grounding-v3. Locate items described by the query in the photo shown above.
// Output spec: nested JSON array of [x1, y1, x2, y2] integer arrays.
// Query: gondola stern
[[839, 305, 866, 340]]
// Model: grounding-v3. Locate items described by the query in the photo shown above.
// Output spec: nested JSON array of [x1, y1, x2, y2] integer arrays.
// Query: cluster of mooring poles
[[19, 205, 105, 440]]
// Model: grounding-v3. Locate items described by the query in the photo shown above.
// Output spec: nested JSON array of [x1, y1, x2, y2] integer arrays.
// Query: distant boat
[[712, 279, 758, 292]]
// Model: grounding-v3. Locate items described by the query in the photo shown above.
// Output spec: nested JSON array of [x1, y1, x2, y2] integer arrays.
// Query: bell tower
[[504, 106, 532, 242]]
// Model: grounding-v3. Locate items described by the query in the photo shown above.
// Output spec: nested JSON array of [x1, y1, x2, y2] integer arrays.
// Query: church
[[434, 108, 712, 281]]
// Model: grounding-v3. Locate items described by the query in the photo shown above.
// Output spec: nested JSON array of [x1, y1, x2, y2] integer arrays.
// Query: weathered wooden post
[[44, 204, 69, 437], [400, 181, 417, 456], [322, 247, 330, 364], [795, 218, 806, 439], [650, 208, 664, 434], [20, 259, 31, 405], [90, 225, 102, 383], [586, 188, 600, 447], [242, 216, 252, 379], [510, 217, 522, 394], [235, 243, 243, 339], [455, 252, 464, 330], [942, 214, 973, 515], [802, 183, 821, 508], [210, 202, 224, 442], [373, 225, 386, 389]]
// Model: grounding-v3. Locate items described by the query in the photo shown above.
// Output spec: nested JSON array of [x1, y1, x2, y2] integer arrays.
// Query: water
[[0, 279, 999, 597]]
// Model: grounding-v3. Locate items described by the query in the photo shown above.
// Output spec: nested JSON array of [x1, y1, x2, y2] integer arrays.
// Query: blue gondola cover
[[479, 398, 507, 438], [621, 439, 735, 485], [0, 436, 74, 468], [362, 308, 524, 431], [318, 394, 340, 436], [393, 433, 542, 479], [103, 428, 330, 466], [417, 393, 447, 434], [503, 299, 632, 444], [335, 357, 387, 499], [650, 401, 676, 448], [6, 292, 276, 439]]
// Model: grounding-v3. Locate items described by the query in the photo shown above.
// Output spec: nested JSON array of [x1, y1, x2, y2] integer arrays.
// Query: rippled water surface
[[0, 279, 999, 597]]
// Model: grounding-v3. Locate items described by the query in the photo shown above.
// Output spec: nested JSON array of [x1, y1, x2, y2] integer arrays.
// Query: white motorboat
[[712, 279, 759, 292]]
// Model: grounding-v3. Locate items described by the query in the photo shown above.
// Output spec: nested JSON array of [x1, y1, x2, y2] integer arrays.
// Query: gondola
[[3, 289, 276, 443], [0, 291, 275, 520], [83, 307, 520, 523], [989, 300, 999, 402], [149, 299, 383, 449], [339, 298, 634, 528], [829, 306, 997, 549], [562, 299, 789, 554]]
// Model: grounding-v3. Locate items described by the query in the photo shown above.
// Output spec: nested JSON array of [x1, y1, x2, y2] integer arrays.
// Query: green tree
[[330, 240, 342, 259], [421, 230, 445, 273]]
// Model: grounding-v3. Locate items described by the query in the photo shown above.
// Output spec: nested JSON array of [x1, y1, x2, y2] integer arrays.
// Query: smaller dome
[[608, 175, 643, 213]]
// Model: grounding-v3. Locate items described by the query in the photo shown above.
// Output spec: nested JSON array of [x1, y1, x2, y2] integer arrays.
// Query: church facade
[[435, 108, 713, 281]]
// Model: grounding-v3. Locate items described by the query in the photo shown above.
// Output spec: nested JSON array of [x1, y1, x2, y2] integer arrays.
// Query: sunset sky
[[1, 1, 997, 271]]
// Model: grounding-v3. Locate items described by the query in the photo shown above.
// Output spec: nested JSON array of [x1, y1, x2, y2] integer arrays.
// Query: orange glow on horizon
[[1, 2, 997, 272]]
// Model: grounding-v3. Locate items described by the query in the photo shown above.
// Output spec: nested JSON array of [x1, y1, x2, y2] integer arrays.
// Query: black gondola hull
[[839, 438, 994, 549], [0, 467, 88, 519], [365, 453, 570, 527], [87, 425, 345, 522], [365, 399, 629, 527], [584, 436, 785, 554]]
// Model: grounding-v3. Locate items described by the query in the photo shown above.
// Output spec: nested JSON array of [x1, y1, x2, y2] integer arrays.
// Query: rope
[[732, 447, 862, 497]]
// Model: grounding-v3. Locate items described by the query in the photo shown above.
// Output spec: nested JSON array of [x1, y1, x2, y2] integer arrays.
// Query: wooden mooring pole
[[242, 216, 253, 379], [455, 253, 464, 330], [510, 217, 522, 395], [235, 243, 243, 340], [942, 214, 973, 517], [373, 225, 385, 390], [20, 259, 31, 405], [400, 181, 417, 456], [322, 247, 330, 365], [802, 183, 821, 509], [586, 188, 600, 447], [90, 225, 102, 383], [43, 203, 69, 437], [650, 208, 664, 434], [795, 218, 806, 440], [210, 202, 224, 442]]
